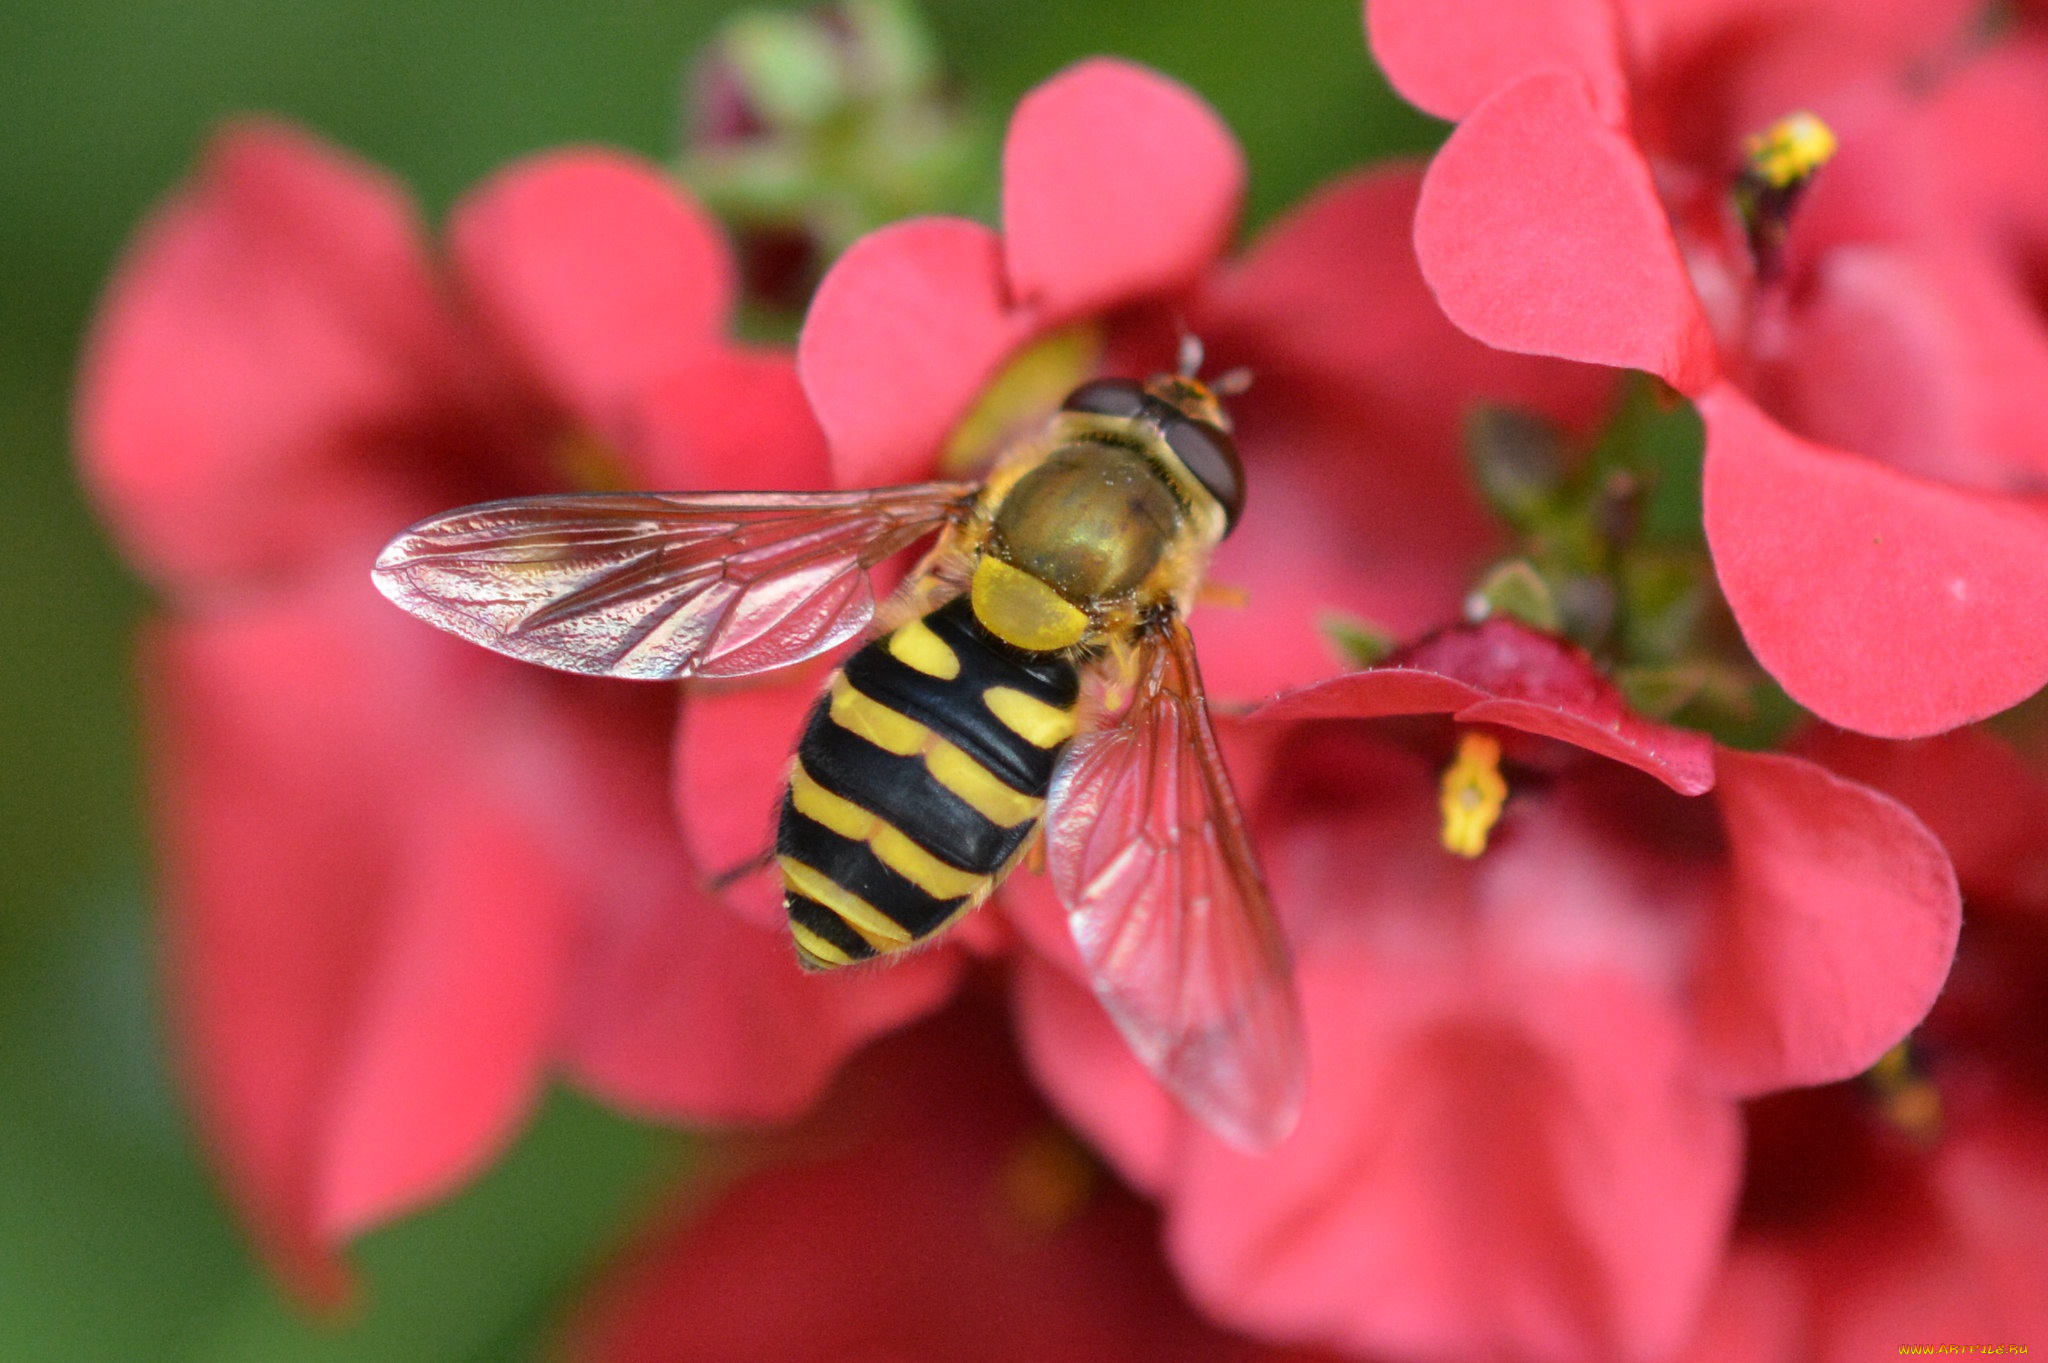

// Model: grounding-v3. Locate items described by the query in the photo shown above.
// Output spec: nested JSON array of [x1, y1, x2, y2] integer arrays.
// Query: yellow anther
[[998, 1125, 1100, 1235], [1868, 1041, 1943, 1145], [1742, 111, 1838, 190], [1439, 731, 1508, 858], [942, 325, 1102, 473], [547, 428, 634, 492]]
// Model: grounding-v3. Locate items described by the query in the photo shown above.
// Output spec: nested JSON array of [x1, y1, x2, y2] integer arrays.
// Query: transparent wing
[[372, 484, 978, 679], [1045, 617, 1306, 1150]]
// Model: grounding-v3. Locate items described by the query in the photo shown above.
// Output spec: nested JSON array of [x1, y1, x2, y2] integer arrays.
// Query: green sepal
[[1468, 560, 1561, 633]]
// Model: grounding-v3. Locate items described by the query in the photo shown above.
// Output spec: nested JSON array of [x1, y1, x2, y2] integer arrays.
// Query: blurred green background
[[0, 2, 1432, 1357]]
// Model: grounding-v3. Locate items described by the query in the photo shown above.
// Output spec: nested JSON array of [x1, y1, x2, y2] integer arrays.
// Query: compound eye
[[1060, 378, 1150, 420], [1161, 413, 1245, 532]]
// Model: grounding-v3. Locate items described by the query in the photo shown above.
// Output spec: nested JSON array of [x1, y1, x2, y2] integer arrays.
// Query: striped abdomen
[[777, 597, 1080, 969]]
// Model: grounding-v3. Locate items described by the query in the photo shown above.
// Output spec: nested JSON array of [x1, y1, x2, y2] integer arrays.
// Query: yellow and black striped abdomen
[[777, 597, 1080, 970]]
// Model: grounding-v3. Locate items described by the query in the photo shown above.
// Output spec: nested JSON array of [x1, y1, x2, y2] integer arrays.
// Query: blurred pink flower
[[558, 994, 1346, 1363], [1680, 728, 2048, 1358], [1368, 0, 2048, 738], [76, 122, 952, 1301], [1006, 619, 1960, 1363]]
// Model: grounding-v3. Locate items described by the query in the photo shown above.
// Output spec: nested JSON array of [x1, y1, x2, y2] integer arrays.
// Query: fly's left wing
[[1044, 616, 1306, 1151], [372, 483, 977, 680]]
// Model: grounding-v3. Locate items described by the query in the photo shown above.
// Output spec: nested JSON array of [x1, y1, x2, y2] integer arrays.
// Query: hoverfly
[[372, 341, 1305, 1150]]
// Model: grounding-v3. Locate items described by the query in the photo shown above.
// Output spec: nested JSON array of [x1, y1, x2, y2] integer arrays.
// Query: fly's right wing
[[1045, 616, 1306, 1151], [372, 483, 979, 680]]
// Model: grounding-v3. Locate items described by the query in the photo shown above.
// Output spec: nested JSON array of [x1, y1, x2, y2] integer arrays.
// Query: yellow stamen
[[1868, 1041, 1943, 1145], [942, 325, 1102, 473], [1439, 731, 1508, 858], [547, 429, 635, 492], [1742, 111, 1838, 190], [998, 1125, 1100, 1235]]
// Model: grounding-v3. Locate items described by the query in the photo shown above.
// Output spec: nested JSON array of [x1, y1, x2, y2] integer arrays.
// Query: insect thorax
[[965, 433, 1210, 654]]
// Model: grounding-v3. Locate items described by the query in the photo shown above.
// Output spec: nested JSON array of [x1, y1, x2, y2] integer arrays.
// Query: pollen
[[1742, 111, 1837, 191], [1439, 730, 1508, 858]]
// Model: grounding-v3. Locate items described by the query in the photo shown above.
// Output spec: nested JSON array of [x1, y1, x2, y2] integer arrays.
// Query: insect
[[372, 344, 1305, 1150]]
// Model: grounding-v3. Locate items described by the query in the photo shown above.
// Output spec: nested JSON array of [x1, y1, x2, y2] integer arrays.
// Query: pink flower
[[680, 63, 1955, 1358], [556, 994, 1344, 1363], [679, 56, 1612, 922], [1368, 0, 2048, 738], [1007, 619, 1959, 1362], [1680, 728, 2048, 1359], [77, 122, 951, 1301]]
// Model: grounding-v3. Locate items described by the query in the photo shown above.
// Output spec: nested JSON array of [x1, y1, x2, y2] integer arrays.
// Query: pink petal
[[657, 668, 971, 1097], [1688, 748, 1960, 1095], [1017, 748, 1749, 1361], [1367, 0, 1627, 123], [1804, 1118, 2048, 1357], [1190, 169, 1613, 697], [1255, 620, 1717, 796], [1002, 58, 1243, 322], [76, 120, 463, 593], [1201, 167, 1615, 438], [153, 582, 568, 1301], [1755, 245, 2008, 492], [673, 675, 824, 930], [1699, 384, 2048, 737], [559, 874, 961, 1125], [1929, 1119, 2048, 1337], [799, 217, 1030, 486], [1256, 666, 1492, 723], [1620, 0, 1984, 153], [1166, 962, 1741, 1362], [1675, 1246, 1809, 1363], [1186, 446, 1441, 700], [1794, 728, 2048, 905], [561, 1002, 1261, 1363], [1926, 42, 2048, 234], [315, 797, 569, 1239], [1008, 913, 1186, 1198], [625, 347, 834, 493], [1415, 70, 1719, 395], [449, 151, 734, 444], [1923, 251, 2048, 491]]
